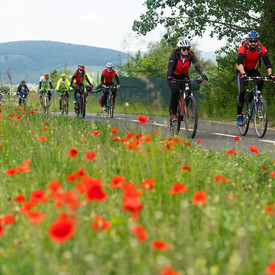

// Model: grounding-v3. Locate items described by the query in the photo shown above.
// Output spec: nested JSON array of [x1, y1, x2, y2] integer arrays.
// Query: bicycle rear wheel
[[110, 96, 114, 118], [75, 97, 80, 117], [184, 95, 198, 139], [81, 95, 86, 118], [254, 97, 268, 138], [238, 103, 250, 136], [169, 105, 181, 136], [44, 96, 49, 114]]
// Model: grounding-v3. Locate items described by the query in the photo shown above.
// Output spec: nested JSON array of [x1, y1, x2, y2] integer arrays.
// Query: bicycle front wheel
[[81, 95, 86, 118], [254, 97, 268, 138], [44, 96, 49, 114], [238, 103, 250, 136], [184, 95, 198, 139]]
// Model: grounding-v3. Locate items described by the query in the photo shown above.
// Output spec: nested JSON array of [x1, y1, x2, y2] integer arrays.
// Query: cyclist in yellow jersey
[[56, 73, 70, 110]]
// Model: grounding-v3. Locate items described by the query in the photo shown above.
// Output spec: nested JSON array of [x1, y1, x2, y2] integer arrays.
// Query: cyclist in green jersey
[[56, 73, 70, 110], [39, 73, 53, 106]]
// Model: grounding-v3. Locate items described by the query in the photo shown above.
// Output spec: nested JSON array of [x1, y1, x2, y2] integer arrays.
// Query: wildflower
[[44, 122, 49, 125], [159, 266, 181, 275], [266, 204, 275, 215], [110, 175, 126, 188], [214, 175, 229, 183], [30, 190, 47, 203], [110, 128, 118, 134], [86, 184, 107, 203], [84, 151, 96, 162], [49, 212, 75, 243], [122, 195, 144, 220], [13, 194, 26, 203], [136, 115, 148, 124], [37, 136, 47, 141], [67, 148, 78, 158], [270, 171, 275, 178], [169, 183, 188, 194], [182, 141, 191, 146], [181, 165, 191, 171], [1, 214, 15, 225], [265, 262, 275, 275], [131, 225, 147, 242], [43, 127, 47, 131], [23, 159, 31, 165], [249, 145, 259, 154], [263, 166, 267, 171], [6, 168, 18, 176], [47, 180, 62, 193], [27, 211, 45, 225], [92, 214, 111, 231], [151, 240, 170, 251], [91, 131, 100, 136], [0, 224, 4, 238], [140, 178, 155, 191], [144, 135, 152, 143], [154, 131, 160, 135], [193, 191, 207, 205], [197, 137, 201, 144], [234, 136, 241, 141], [34, 109, 38, 111], [227, 149, 236, 155]]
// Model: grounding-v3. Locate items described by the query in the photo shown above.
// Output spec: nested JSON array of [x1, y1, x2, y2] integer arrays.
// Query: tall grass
[[0, 102, 274, 275]]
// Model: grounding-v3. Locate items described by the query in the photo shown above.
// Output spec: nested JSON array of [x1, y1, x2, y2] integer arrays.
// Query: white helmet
[[177, 39, 191, 48], [106, 62, 113, 68]]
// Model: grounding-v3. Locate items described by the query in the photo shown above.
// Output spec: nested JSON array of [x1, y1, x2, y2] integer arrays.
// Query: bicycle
[[105, 85, 116, 118], [238, 76, 273, 138], [169, 78, 202, 139], [41, 90, 51, 114], [19, 92, 28, 106], [58, 91, 69, 115], [74, 84, 86, 118]]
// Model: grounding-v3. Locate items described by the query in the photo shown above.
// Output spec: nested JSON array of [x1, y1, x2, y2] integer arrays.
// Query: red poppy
[[197, 137, 201, 144], [30, 190, 47, 203], [144, 135, 152, 143], [234, 136, 241, 141], [27, 211, 45, 225], [23, 159, 31, 165], [68, 148, 78, 158], [169, 183, 188, 194], [1, 214, 15, 225], [110, 175, 126, 188], [263, 166, 267, 171], [86, 184, 107, 202], [14, 121, 18, 125], [140, 178, 155, 191], [270, 171, 275, 178], [34, 109, 38, 111], [214, 175, 229, 183], [37, 136, 47, 141], [0, 224, 4, 238], [6, 168, 18, 176], [16, 165, 31, 173], [159, 266, 181, 275], [110, 128, 118, 134], [266, 204, 275, 215], [227, 149, 236, 155], [265, 262, 275, 275], [136, 115, 148, 124], [181, 165, 191, 171], [154, 131, 160, 135], [19, 201, 36, 214], [151, 240, 171, 251], [13, 194, 26, 203], [17, 115, 22, 119], [182, 141, 191, 146], [85, 151, 96, 161], [91, 131, 100, 136], [47, 180, 62, 193], [122, 196, 144, 220], [92, 214, 111, 231], [131, 225, 147, 242], [42, 127, 47, 131], [49, 212, 75, 243], [193, 190, 207, 205], [44, 122, 49, 125], [249, 145, 259, 154]]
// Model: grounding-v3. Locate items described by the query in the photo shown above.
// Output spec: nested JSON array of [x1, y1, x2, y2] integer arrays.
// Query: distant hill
[[0, 41, 128, 84]]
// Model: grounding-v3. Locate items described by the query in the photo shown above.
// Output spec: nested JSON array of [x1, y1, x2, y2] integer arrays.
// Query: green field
[[0, 101, 274, 275]]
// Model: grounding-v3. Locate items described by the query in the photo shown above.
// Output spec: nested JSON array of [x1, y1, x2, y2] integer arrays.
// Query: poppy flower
[[169, 183, 188, 194], [0, 224, 4, 238], [270, 171, 275, 178], [122, 196, 144, 220], [154, 131, 160, 135], [43, 127, 47, 131], [131, 225, 147, 242], [214, 175, 229, 183], [13, 194, 26, 203], [265, 262, 275, 275], [126, 141, 139, 150], [49, 212, 75, 243], [249, 145, 259, 154], [1, 214, 15, 225], [159, 266, 181, 275], [181, 165, 191, 171], [34, 109, 38, 111], [92, 214, 111, 231], [266, 204, 275, 215], [227, 149, 236, 155], [234, 136, 241, 141], [6, 168, 18, 176], [197, 137, 201, 144], [16, 165, 31, 173], [37, 136, 47, 141], [27, 211, 45, 225], [263, 166, 267, 171], [23, 159, 31, 165], [44, 122, 49, 125], [84, 151, 96, 161], [182, 142, 191, 146], [151, 240, 170, 251], [136, 115, 148, 124], [144, 136, 152, 143], [19, 201, 36, 214], [68, 148, 78, 158], [110, 128, 118, 134], [140, 178, 155, 191], [30, 190, 47, 203], [193, 190, 207, 205], [47, 180, 62, 193], [110, 175, 126, 188], [91, 131, 100, 136], [14, 121, 18, 125]]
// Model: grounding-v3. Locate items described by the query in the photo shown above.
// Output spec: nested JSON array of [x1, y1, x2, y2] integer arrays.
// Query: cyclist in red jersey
[[167, 38, 208, 121], [101, 62, 120, 111], [236, 31, 274, 126], [70, 65, 93, 104]]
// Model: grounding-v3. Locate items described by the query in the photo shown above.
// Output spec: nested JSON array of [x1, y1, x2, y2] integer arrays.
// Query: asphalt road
[[53, 112, 275, 156]]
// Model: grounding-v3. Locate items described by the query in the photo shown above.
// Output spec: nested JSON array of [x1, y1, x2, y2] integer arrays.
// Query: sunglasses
[[79, 69, 84, 72], [249, 40, 258, 43], [181, 47, 190, 51]]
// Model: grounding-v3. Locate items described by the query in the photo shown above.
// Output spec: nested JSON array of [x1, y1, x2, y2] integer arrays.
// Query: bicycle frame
[[74, 85, 86, 118], [106, 85, 116, 118]]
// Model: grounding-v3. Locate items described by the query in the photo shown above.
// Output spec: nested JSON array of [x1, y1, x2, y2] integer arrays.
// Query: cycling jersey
[[17, 84, 29, 94], [70, 73, 92, 86], [56, 78, 70, 92], [101, 69, 120, 85], [39, 76, 53, 90]]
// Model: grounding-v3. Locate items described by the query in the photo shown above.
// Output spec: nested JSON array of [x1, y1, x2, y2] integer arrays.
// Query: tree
[[132, 0, 275, 51]]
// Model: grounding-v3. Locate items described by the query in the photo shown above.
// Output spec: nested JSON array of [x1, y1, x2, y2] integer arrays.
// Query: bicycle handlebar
[[245, 76, 274, 82], [170, 79, 203, 84]]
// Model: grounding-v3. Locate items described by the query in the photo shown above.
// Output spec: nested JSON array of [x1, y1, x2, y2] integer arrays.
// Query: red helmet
[[78, 64, 85, 70]]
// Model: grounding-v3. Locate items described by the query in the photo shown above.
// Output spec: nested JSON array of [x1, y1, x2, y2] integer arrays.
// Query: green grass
[[0, 101, 274, 275]]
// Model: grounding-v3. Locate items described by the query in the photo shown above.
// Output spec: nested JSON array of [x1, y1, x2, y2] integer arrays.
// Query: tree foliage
[[133, 0, 275, 50]]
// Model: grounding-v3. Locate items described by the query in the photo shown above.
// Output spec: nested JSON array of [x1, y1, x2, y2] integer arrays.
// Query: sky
[[0, 0, 226, 53]]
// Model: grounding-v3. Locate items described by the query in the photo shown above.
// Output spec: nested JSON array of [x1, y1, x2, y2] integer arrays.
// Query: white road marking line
[[260, 140, 275, 144], [212, 133, 237, 138]]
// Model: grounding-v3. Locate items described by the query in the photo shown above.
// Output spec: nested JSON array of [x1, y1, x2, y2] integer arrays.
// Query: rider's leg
[[168, 81, 180, 117], [111, 88, 117, 107], [236, 70, 246, 116], [102, 88, 108, 106], [39, 91, 43, 106]]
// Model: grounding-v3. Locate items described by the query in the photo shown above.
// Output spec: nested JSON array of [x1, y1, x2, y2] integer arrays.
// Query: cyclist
[[56, 73, 70, 110], [101, 62, 120, 111], [17, 80, 30, 106], [70, 65, 93, 104], [236, 31, 275, 126], [167, 38, 208, 121], [39, 73, 53, 106]]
